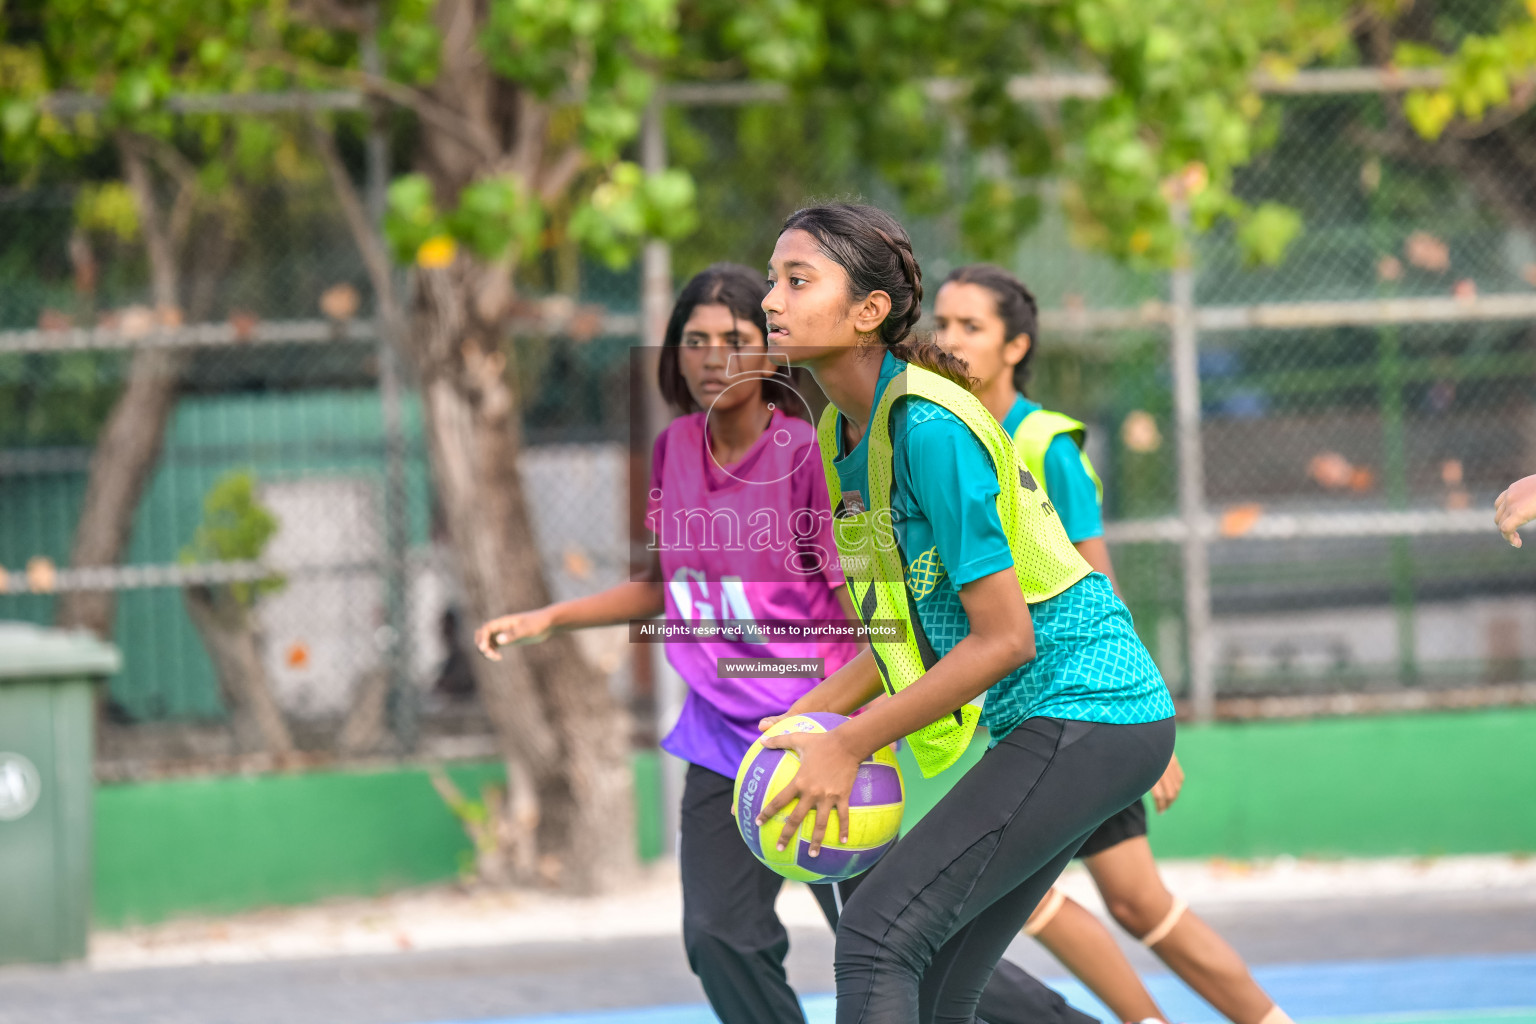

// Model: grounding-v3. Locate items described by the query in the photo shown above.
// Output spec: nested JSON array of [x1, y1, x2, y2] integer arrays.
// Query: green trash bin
[[0, 621, 120, 964]]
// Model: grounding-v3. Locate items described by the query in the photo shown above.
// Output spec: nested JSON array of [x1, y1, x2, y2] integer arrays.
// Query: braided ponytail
[[781, 204, 973, 389]]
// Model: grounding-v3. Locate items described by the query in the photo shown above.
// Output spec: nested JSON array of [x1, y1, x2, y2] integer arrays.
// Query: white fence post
[[1169, 203, 1215, 721]]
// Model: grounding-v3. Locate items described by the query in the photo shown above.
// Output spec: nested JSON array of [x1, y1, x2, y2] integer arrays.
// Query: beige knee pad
[[1258, 1006, 1295, 1024], [1023, 888, 1068, 937], [1139, 896, 1187, 947]]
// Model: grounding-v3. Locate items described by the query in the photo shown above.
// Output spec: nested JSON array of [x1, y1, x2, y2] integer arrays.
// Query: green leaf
[[641, 167, 697, 239], [383, 173, 444, 264], [1236, 201, 1302, 267], [75, 182, 140, 241], [570, 161, 697, 268], [0, 98, 36, 138], [1403, 90, 1456, 140], [180, 471, 283, 606], [960, 180, 1042, 264], [197, 37, 229, 70], [446, 175, 546, 262], [1393, 42, 1447, 68]]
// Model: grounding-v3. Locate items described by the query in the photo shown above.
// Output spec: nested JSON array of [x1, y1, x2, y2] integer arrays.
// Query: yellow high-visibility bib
[[1012, 408, 1103, 506], [818, 364, 1090, 776]]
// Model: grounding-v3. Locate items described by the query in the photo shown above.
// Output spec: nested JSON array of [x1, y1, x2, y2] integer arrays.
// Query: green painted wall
[[1147, 708, 1536, 859], [95, 751, 666, 928], [900, 708, 1536, 857], [94, 711, 1536, 928]]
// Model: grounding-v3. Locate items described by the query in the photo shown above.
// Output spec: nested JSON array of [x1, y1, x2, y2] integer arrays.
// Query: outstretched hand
[[1151, 753, 1184, 813], [1495, 474, 1536, 548], [755, 729, 861, 857], [473, 608, 556, 661]]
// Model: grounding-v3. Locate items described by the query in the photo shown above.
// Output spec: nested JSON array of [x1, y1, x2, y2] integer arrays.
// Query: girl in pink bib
[[475, 264, 855, 1024]]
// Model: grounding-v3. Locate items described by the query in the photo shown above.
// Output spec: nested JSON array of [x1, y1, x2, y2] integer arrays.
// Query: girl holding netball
[[935, 263, 1292, 1024], [473, 263, 1081, 1024], [756, 204, 1175, 1023]]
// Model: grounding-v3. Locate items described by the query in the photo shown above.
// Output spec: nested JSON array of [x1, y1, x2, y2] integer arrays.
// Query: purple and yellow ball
[[732, 712, 905, 883]]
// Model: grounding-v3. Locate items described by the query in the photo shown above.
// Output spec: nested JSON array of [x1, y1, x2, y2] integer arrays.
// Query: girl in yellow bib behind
[[753, 203, 1175, 1024], [935, 263, 1293, 1024]]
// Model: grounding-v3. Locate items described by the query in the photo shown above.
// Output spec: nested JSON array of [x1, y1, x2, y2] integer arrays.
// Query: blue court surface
[[421, 953, 1536, 1024]]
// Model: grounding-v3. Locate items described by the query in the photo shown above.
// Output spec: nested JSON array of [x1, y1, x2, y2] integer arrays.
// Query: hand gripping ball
[[733, 712, 905, 883]]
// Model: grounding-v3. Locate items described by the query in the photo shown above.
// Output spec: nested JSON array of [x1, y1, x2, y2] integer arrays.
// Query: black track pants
[[833, 716, 1177, 1024], [680, 762, 1098, 1024]]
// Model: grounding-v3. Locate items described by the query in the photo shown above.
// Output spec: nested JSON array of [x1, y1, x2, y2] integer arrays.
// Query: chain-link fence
[[1146, 88, 1533, 714], [2, 60, 1533, 776], [0, 131, 644, 775], [665, 80, 1536, 718]]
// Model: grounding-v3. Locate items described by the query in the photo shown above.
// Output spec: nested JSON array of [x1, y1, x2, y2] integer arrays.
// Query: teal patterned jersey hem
[[980, 572, 1175, 740]]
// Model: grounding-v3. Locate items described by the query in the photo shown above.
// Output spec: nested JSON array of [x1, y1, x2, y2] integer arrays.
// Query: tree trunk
[[411, 262, 635, 893], [308, 0, 636, 890], [56, 141, 187, 638], [55, 347, 187, 637], [184, 584, 296, 757], [56, 139, 235, 640]]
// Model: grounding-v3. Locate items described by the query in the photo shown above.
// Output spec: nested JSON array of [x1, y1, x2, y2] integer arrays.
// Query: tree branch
[[1444, 81, 1536, 141], [1347, 123, 1453, 167], [136, 132, 200, 191], [121, 131, 205, 252], [1350, 120, 1536, 236], [309, 117, 400, 321], [248, 50, 501, 164], [537, 144, 587, 205], [508, 88, 547, 185], [291, 0, 370, 34], [117, 133, 179, 311]]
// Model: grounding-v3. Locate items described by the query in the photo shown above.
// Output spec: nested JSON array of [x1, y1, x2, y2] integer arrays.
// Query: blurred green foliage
[[180, 470, 284, 606], [1397, 4, 1536, 139], [2, 0, 1533, 286]]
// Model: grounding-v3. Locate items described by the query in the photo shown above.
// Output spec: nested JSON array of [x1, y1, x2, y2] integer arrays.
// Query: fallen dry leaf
[[320, 283, 361, 321], [229, 311, 261, 342], [118, 305, 156, 339], [1404, 231, 1450, 273], [37, 309, 73, 332], [26, 556, 57, 593], [1220, 504, 1265, 538], [1308, 451, 1354, 490], [1121, 410, 1162, 454]]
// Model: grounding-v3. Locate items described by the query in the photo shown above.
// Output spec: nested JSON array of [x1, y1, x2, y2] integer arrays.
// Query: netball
[[733, 713, 905, 884]]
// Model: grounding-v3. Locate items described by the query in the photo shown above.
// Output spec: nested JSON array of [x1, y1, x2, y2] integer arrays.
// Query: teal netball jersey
[[832, 351, 1174, 739]]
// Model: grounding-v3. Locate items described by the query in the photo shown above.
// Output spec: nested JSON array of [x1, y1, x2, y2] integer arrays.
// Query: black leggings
[[679, 763, 1096, 1024], [834, 716, 1176, 1024]]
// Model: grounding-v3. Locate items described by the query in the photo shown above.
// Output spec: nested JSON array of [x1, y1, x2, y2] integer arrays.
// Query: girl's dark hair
[[942, 263, 1040, 394], [780, 203, 972, 388], [657, 262, 807, 418]]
